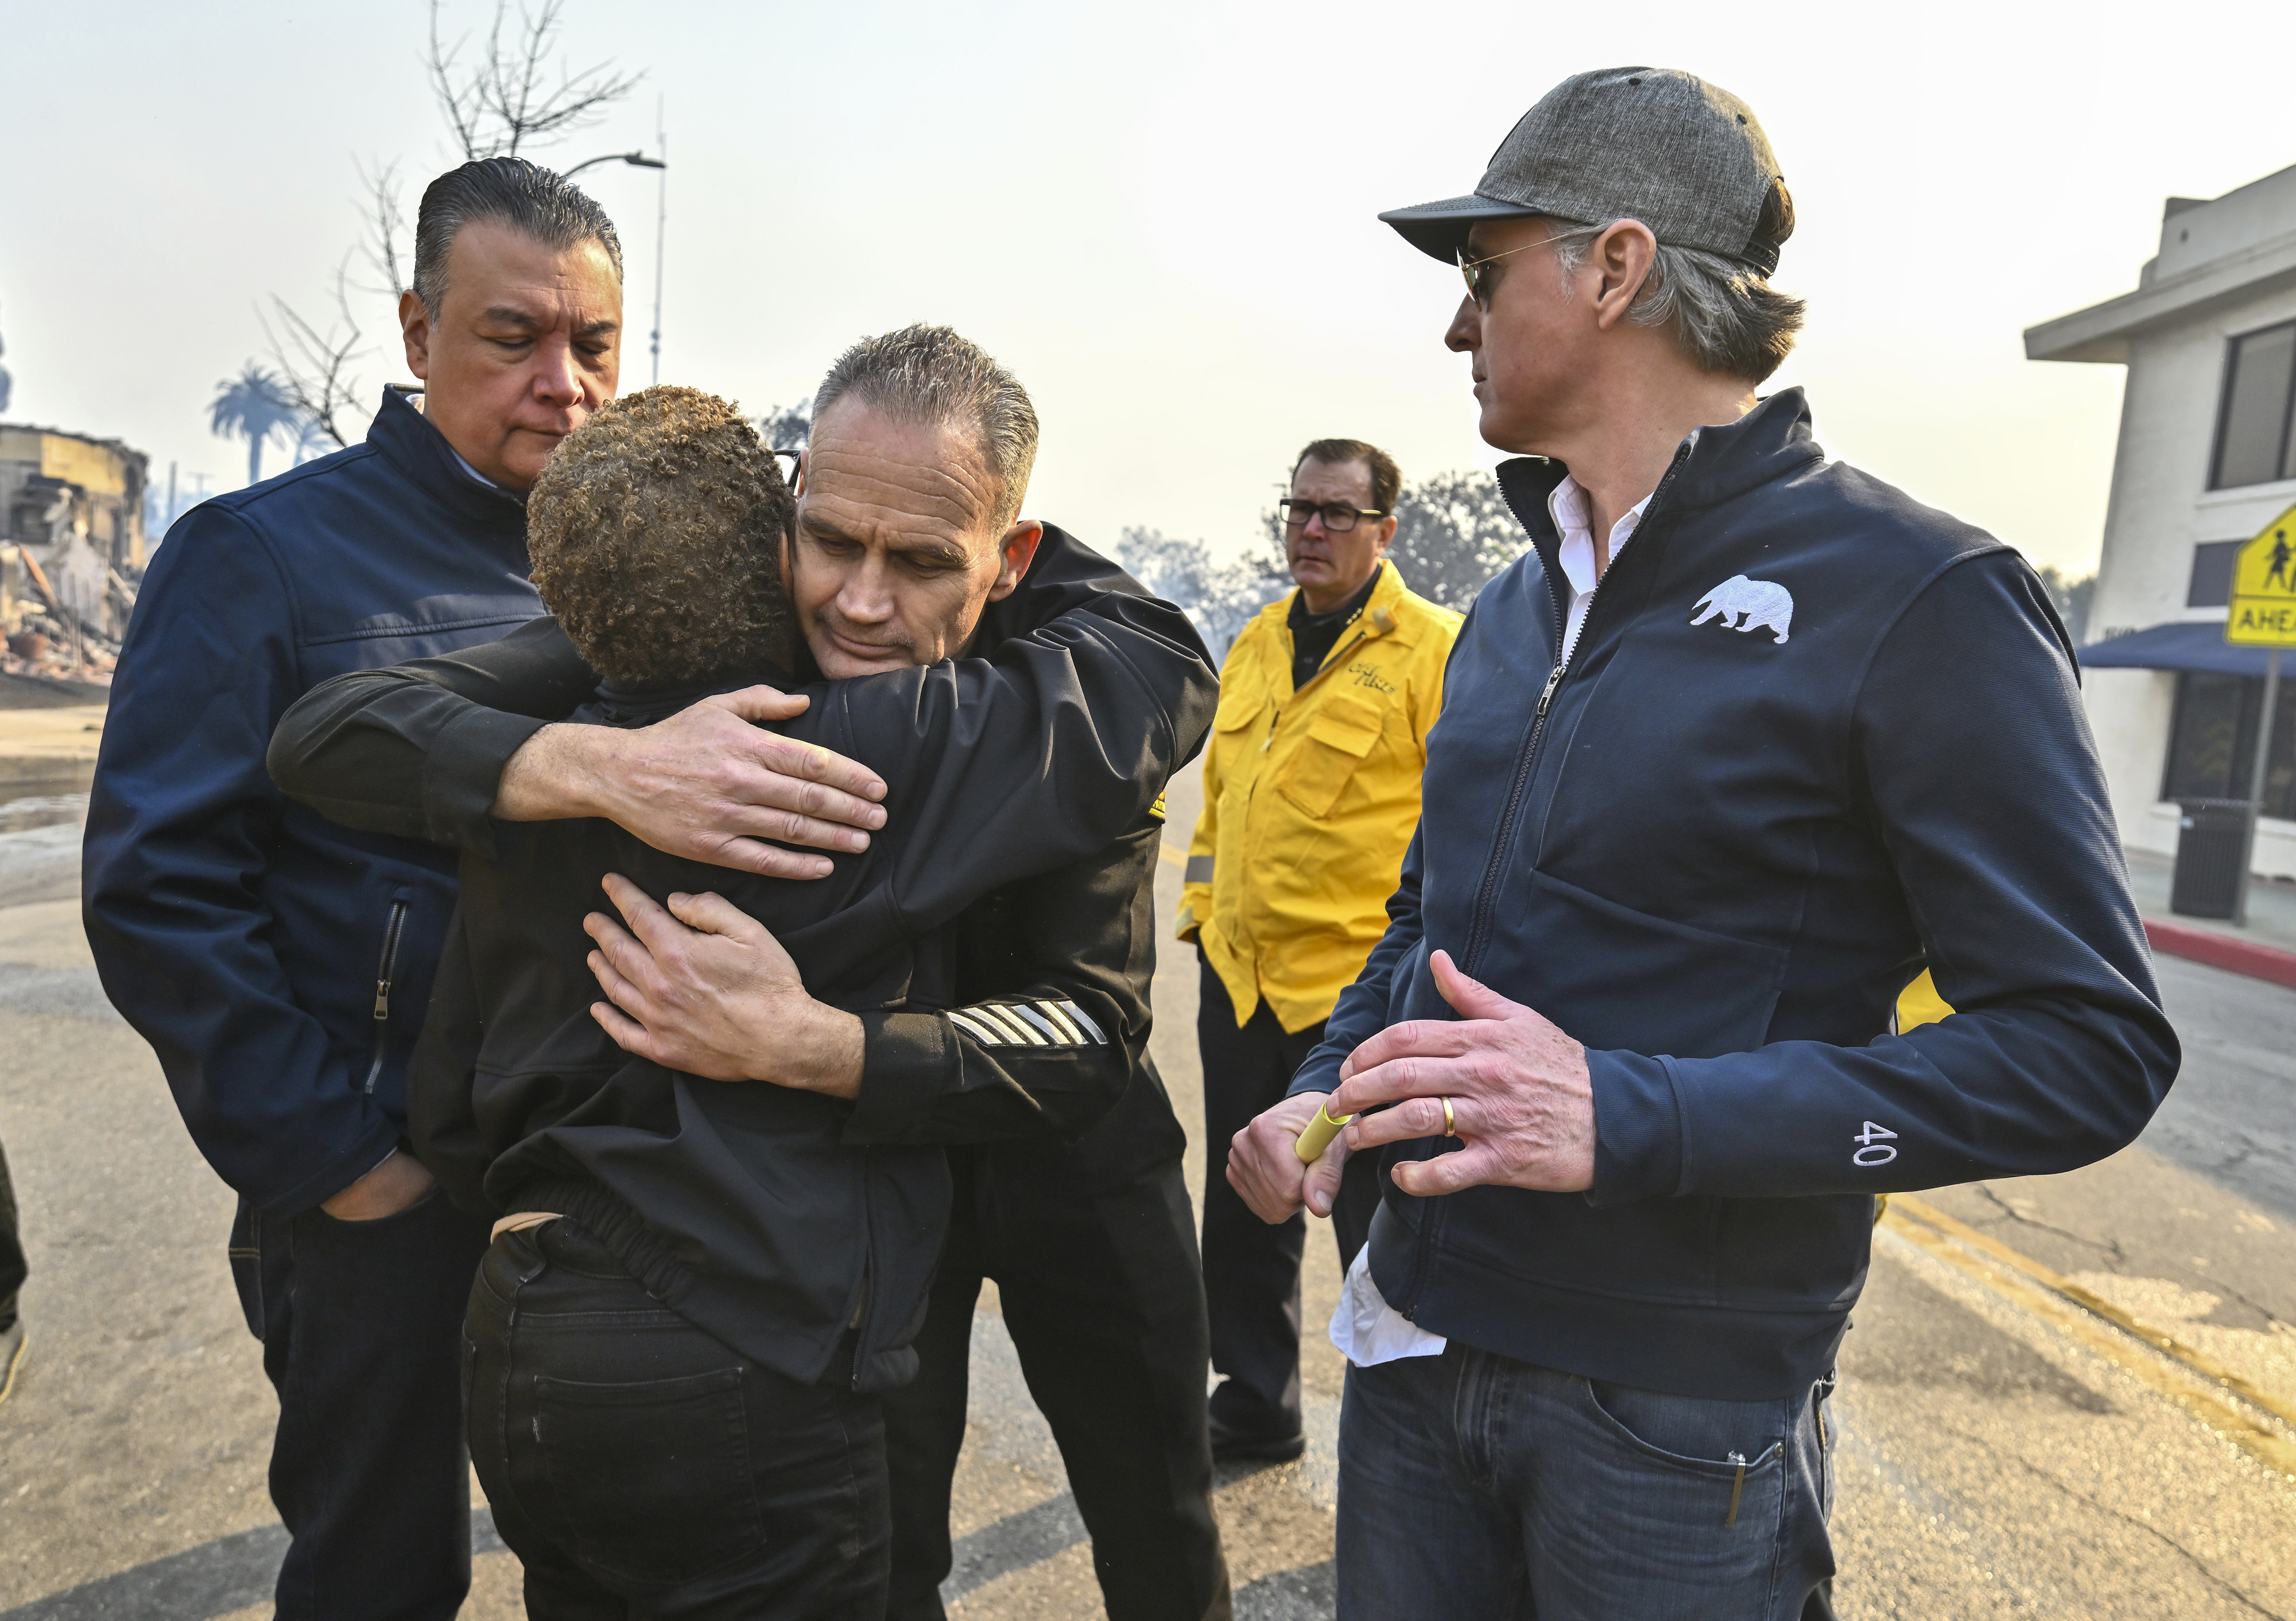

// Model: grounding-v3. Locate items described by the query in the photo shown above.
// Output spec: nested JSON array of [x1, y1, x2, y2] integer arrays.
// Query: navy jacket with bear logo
[[1291, 388, 2179, 1401]]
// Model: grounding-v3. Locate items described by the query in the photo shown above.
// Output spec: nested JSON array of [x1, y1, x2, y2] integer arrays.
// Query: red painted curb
[[2143, 917, 2296, 991]]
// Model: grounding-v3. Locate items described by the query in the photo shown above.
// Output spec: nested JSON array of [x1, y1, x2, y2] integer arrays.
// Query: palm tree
[[208, 363, 302, 486]]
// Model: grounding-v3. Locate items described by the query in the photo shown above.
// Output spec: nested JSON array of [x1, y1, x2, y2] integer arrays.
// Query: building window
[[2210, 320, 2296, 490], [2189, 540, 2243, 607], [2162, 670, 2296, 815]]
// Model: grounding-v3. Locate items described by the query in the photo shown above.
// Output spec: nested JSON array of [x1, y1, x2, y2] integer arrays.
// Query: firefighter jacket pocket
[[1211, 679, 1267, 737], [1274, 694, 1384, 819]]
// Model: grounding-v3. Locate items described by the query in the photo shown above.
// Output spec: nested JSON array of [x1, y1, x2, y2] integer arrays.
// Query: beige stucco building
[[2027, 162, 2296, 876], [0, 425, 148, 643]]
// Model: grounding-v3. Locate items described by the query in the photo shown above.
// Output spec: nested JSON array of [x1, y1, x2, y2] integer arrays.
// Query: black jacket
[[86, 389, 544, 1215], [271, 532, 1215, 1389], [1291, 390, 2179, 1401], [866, 810, 1190, 1192]]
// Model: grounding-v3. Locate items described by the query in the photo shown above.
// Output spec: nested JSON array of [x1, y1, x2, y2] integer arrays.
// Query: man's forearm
[[490, 723, 615, 821], [748, 1000, 866, 1100], [583, 879, 868, 1095], [269, 616, 602, 851], [843, 1008, 1134, 1145]]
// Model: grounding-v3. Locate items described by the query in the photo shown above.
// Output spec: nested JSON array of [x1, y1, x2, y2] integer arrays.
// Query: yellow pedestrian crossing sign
[[2228, 502, 2296, 646]]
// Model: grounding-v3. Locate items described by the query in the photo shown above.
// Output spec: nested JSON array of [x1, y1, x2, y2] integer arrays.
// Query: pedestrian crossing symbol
[[2226, 502, 2296, 646]]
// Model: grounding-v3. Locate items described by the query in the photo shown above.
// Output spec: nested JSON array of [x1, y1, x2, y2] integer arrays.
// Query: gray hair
[[1550, 222, 1805, 383], [412, 158, 622, 318], [814, 325, 1040, 531]]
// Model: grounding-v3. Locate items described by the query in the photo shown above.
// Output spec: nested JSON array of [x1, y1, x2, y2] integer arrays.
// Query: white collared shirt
[[1549, 475, 1652, 670], [1324, 471, 1654, 1370]]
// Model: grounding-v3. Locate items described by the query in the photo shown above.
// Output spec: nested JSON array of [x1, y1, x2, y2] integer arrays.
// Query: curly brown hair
[[528, 385, 796, 691]]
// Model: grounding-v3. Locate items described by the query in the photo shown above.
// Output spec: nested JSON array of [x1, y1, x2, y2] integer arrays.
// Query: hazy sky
[[4, 1, 2292, 577]]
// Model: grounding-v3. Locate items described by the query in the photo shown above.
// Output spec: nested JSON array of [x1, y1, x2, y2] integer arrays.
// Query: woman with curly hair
[[525, 385, 800, 692]]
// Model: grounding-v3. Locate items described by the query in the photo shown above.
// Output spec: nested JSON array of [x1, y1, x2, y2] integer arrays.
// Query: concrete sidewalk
[[2126, 846, 2296, 955]]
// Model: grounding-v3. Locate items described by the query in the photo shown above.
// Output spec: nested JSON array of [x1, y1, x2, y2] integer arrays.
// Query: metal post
[[2238, 644, 2283, 926], [650, 97, 667, 387]]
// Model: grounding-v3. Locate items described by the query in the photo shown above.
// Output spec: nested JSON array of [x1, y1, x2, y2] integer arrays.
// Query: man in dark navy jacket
[[82, 161, 885, 1620], [1229, 71, 2179, 1620]]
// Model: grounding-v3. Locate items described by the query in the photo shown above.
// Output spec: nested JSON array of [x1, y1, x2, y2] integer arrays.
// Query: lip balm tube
[[1294, 1099, 1355, 1164]]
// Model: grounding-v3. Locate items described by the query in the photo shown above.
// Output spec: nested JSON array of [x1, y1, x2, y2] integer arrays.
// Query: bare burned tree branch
[[264, 2, 638, 448], [354, 158, 409, 299], [427, 0, 492, 162], [260, 259, 371, 452], [428, 0, 642, 161]]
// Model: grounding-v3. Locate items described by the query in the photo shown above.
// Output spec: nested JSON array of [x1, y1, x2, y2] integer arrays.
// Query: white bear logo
[[1690, 575, 1793, 645]]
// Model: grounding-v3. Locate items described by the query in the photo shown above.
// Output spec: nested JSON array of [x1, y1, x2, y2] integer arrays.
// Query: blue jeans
[[1336, 1344, 1836, 1620], [230, 1189, 491, 1621]]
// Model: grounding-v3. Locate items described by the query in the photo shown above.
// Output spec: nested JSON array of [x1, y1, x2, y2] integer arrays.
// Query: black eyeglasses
[[771, 448, 802, 478], [1279, 499, 1386, 533]]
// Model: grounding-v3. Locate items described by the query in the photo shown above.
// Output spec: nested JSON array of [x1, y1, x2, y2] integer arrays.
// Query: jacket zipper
[[1459, 647, 1571, 973], [1458, 456, 1693, 974], [361, 898, 411, 1094], [1403, 455, 1693, 1317]]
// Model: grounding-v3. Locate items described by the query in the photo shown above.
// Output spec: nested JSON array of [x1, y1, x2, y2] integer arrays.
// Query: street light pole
[[650, 99, 667, 387], [551, 143, 669, 385], [2238, 645, 2284, 927], [560, 150, 666, 180]]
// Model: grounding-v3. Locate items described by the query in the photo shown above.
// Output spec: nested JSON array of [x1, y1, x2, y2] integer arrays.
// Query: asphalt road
[[2, 762, 2293, 1618]]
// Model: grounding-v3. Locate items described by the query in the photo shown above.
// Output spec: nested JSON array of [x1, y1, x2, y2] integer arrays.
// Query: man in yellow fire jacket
[[1178, 437, 1463, 1460]]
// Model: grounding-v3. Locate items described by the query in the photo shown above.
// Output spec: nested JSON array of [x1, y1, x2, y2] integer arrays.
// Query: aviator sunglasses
[[1456, 226, 1588, 308]]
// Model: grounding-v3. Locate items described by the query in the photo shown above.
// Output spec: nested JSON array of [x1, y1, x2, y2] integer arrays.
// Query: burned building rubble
[[0, 424, 146, 669]]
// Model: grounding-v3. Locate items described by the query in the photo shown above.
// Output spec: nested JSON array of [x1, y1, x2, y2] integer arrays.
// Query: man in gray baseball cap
[[1378, 68, 1790, 273], [1228, 67, 2175, 1620]]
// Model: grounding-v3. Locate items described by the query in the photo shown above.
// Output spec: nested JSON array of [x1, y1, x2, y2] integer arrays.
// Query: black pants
[[467, 1219, 890, 1620], [230, 1188, 490, 1621], [0, 1136, 24, 1332], [1197, 955, 1382, 1440], [884, 1145, 1231, 1621]]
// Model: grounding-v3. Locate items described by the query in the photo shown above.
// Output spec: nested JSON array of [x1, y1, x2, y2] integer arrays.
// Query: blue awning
[[2080, 621, 2286, 676]]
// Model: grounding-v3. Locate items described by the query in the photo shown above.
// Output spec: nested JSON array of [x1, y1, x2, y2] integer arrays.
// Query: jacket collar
[[1261, 559, 1410, 631], [1495, 387, 1827, 616], [1364, 556, 1411, 634], [589, 665, 801, 726], [1267, 563, 1419, 699], [363, 387, 531, 539], [1662, 387, 1825, 515]]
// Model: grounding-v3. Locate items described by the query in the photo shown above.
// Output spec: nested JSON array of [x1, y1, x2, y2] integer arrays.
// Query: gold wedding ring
[[1441, 1096, 1457, 1137]]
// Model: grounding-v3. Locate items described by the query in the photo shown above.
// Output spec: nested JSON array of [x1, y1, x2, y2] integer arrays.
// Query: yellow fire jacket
[[1178, 563, 1463, 1031]]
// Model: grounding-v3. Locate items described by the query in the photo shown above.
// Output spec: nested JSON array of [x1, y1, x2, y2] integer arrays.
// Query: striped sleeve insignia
[[946, 999, 1110, 1048], [1150, 793, 1168, 821]]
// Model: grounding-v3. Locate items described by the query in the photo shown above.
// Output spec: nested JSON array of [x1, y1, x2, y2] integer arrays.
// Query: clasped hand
[[1225, 950, 1599, 1225], [582, 873, 865, 1098]]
